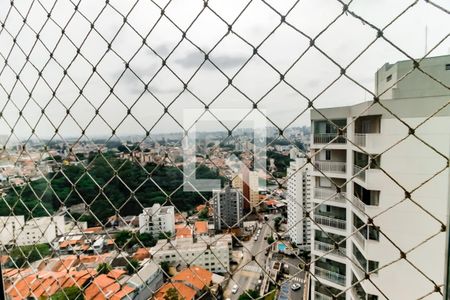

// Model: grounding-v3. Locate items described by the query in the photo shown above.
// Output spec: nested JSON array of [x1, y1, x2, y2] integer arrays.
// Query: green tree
[[10, 244, 51, 267], [198, 207, 209, 220], [158, 231, 172, 240], [160, 261, 170, 277], [126, 258, 140, 274], [96, 263, 112, 275], [138, 232, 156, 247], [274, 217, 282, 231], [0, 155, 225, 223], [115, 230, 132, 248], [163, 287, 180, 300], [267, 236, 275, 244], [50, 286, 83, 300], [79, 214, 96, 227], [238, 290, 259, 300]]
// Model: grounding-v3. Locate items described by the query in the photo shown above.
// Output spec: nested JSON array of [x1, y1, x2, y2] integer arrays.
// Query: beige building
[[232, 170, 260, 209]]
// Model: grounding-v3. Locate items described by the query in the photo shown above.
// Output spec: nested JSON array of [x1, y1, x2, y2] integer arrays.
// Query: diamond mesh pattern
[[0, 0, 449, 300]]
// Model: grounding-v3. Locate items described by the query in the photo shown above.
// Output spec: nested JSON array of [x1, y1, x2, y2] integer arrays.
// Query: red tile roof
[[154, 282, 196, 300], [6, 269, 96, 300], [132, 248, 150, 261], [194, 221, 208, 234], [154, 266, 213, 300], [172, 266, 212, 290], [84, 270, 134, 300], [176, 226, 192, 238]]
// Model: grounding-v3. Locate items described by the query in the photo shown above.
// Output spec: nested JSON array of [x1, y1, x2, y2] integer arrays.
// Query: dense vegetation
[[0, 153, 225, 223], [114, 230, 159, 248], [50, 286, 83, 300], [238, 290, 259, 300], [266, 151, 292, 178], [9, 244, 51, 267]]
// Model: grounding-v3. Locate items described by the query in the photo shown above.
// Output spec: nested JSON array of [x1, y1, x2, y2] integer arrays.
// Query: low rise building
[[0, 215, 65, 246], [150, 234, 232, 273], [123, 261, 164, 300], [139, 204, 175, 237]]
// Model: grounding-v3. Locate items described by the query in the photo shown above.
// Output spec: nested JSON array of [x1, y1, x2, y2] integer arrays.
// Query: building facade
[[0, 215, 65, 246], [139, 204, 175, 237], [150, 234, 232, 273], [309, 55, 450, 300], [286, 155, 312, 250], [212, 186, 244, 230], [125, 261, 164, 300]]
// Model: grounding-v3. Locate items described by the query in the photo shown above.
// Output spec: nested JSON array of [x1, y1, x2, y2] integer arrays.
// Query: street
[[224, 216, 273, 300], [283, 255, 305, 300]]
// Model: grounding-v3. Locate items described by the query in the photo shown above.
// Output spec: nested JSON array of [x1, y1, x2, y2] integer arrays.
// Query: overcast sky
[[0, 0, 449, 142]]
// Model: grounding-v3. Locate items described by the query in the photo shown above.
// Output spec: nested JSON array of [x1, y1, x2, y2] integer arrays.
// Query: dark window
[[325, 150, 331, 161], [368, 225, 380, 241], [386, 74, 392, 81], [369, 260, 379, 273], [446, 64, 450, 70]]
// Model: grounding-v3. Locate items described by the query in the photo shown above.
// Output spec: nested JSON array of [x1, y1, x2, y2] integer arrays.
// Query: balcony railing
[[353, 165, 366, 181], [352, 254, 366, 279], [314, 188, 346, 203], [314, 292, 334, 300], [350, 288, 360, 300], [314, 241, 346, 257], [315, 266, 346, 286], [352, 195, 366, 213], [313, 133, 347, 144], [314, 215, 347, 230], [314, 161, 346, 174], [352, 226, 366, 248]]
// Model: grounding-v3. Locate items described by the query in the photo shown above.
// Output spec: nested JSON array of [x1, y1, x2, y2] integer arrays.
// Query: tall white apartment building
[[0, 215, 65, 246], [286, 155, 312, 250], [310, 55, 450, 300], [149, 234, 232, 273], [139, 204, 175, 237]]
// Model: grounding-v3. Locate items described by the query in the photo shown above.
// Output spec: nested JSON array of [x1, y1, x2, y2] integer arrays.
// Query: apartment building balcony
[[314, 215, 347, 230], [352, 195, 367, 213], [314, 241, 346, 257], [354, 132, 383, 146], [314, 161, 346, 174], [352, 183, 380, 214], [314, 205, 347, 231], [313, 133, 347, 144], [350, 288, 359, 300], [353, 165, 366, 181], [315, 266, 346, 286], [351, 260, 366, 283], [352, 225, 366, 248], [313, 188, 346, 204], [312, 119, 347, 146], [314, 282, 345, 300], [354, 115, 382, 152], [352, 274, 369, 299], [314, 292, 333, 300]]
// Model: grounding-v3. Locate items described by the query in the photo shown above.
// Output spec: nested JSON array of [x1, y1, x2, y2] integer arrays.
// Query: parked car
[[291, 283, 301, 291], [232, 284, 239, 294]]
